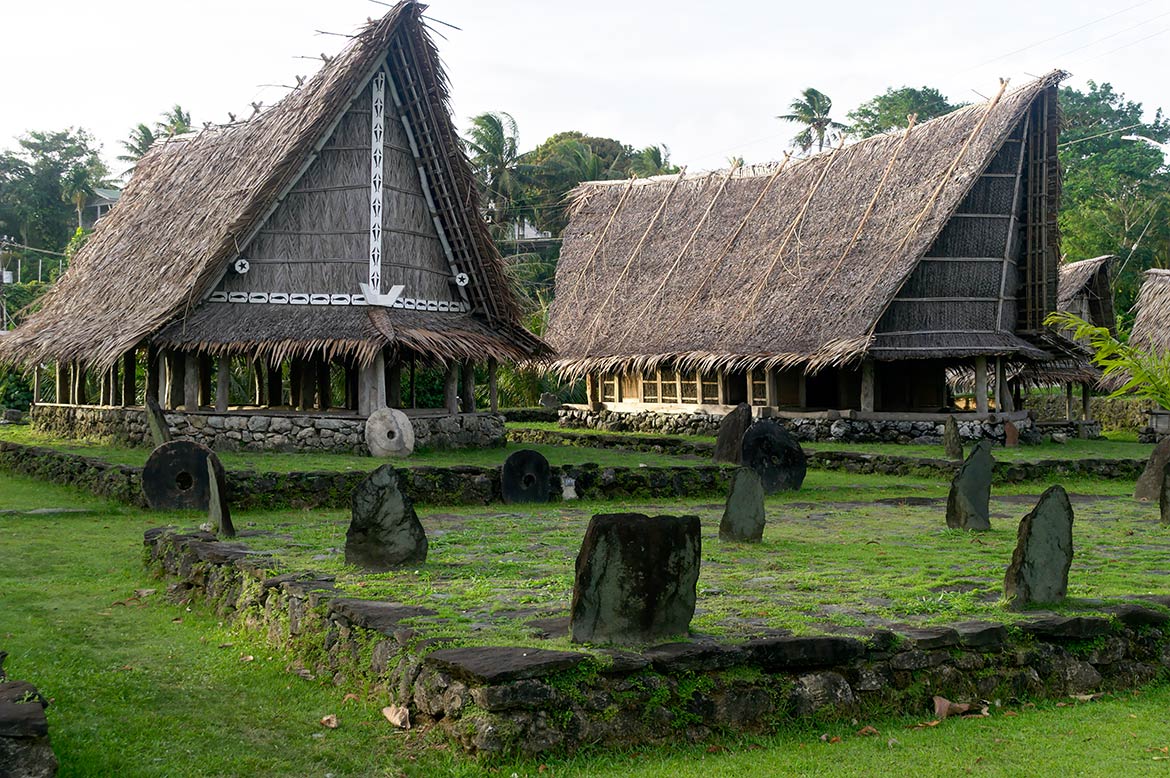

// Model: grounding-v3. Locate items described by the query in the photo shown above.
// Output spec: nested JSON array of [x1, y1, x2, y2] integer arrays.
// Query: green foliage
[[1058, 82, 1170, 325], [778, 87, 849, 153], [1047, 311, 1170, 408], [0, 128, 108, 252], [629, 144, 680, 178], [118, 104, 194, 176], [846, 86, 964, 138], [464, 111, 524, 240]]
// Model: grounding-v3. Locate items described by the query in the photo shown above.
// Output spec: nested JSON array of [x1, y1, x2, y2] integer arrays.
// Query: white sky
[[3, 0, 1169, 176]]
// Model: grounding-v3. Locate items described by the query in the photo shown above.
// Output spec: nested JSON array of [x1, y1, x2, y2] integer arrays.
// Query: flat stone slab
[[0, 702, 48, 738], [892, 626, 960, 649], [1019, 616, 1112, 639], [425, 647, 589, 684], [525, 616, 570, 639], [1111, 602, 1170, 626], [329, 599, 437, 635], [739, 636, 864, 670], [642, 642, 746, 673], [951, 621, 1009, 648]]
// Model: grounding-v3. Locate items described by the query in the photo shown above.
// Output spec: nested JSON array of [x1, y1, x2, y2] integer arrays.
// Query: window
[[600, 374, 617, 403], [661, 369, 679, 403], [700, 373, 720, 404], [642, 371, 659, 403], [680, 373, 698, 403], [750, 370, 768, 406]]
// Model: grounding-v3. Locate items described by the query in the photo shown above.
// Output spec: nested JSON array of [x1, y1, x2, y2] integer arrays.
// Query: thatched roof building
[[1058, 255, 1116, 333], [1130, 268, 1170, 356], [1, 1, 546, 421], [547, 72, 1064, 420]]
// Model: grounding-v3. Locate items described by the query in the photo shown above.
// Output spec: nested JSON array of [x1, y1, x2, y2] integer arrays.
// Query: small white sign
[[1, 271, 11, 284]]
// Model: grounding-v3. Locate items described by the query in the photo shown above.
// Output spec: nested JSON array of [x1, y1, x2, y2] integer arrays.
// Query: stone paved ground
[[235, 489, 1170, 648]]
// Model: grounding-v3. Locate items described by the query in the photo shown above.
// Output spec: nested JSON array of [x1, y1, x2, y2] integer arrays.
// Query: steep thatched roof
[[0, 1, 546, 370], [1130, 268, 1170, 354], [547, 72, 1064, 378], [1058, 255, 1112, 308]]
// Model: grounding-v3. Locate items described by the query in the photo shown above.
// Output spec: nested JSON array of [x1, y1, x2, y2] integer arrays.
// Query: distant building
[[82, 187, 121, 229]]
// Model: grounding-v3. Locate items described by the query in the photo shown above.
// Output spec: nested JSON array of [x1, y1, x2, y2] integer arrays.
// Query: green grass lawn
[[4, 474, 1170, 775], [0, 424, 712, 472]]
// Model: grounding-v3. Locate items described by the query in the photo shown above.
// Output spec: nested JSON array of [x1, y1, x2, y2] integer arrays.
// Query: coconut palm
[[117, 124, 158, 166], [60, 165, 96, 229], [778, 87, 849, 153], [158, 105, 193, 137], [464, 112, 524, 238], [629, 144, 680, 178]]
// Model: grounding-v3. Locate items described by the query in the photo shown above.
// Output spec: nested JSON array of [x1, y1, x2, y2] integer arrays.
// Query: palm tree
[[778, 88, 849, 153], [464, 112, 523, 238], [117, 124, 157, 166], [158, 105, 193, 137], [629, 144, 680, 178], [60, 165, 95, 229]]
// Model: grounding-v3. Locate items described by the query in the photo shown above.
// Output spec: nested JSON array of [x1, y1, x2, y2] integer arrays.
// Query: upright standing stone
[[946, 440, 992, 531], [740, 419, 806, 493], [1134, 437, 1170, 501], [345, 465, 427, 571], [1004, 485, 1074, 606], [719, 468, 766, 542], [1161, 460, 1170, 527], [570, 513, 700, 645], [206, 453, 235, 538], [1004, 420, 1020, 448], [144, 395, 171, 447], [539, 392, 561, 410], [714, 403, 753, 465], [943, 416, 963, 460]]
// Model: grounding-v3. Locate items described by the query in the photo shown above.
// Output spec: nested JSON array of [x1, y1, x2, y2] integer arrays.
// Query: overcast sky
[[4, 0, 1169, 176]]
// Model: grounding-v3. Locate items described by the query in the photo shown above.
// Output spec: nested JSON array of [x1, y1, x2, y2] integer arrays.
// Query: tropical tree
[[60, 164, 96, 229], [464, 111, 524, 239], [1047, 311, 1170, 409], [629, 144, 680, 178], [117, 123, 157, 166], [846, 86, 963, 137], [117, 105, 195, 175], [778, 87, 848, 153], [158, 105, 193, 137], [519, 135, 629, 236]]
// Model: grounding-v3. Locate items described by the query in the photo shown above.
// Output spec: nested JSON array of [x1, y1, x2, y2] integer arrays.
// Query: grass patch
[[4, 473, 1170, 775]]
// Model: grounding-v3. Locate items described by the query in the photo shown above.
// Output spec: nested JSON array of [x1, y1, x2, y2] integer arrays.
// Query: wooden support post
[[585, 372, 596, 406], [146, 348, 160, 403], [55, 363, 68, 404], [100, 366, 113, 406], [358, 354, 387, 417], [74, 363, 87, 405], [1065, 382, 1074, 421], [974, 356, 989, 415], [252, 360, 264, 406], [289, 362, 302, 409], [122, 350, 136, 406], [716, 369, 725, 406], [344, 363, 358, 410], [183, 352, 200, 412], [216, 357, 230, 413], [388, 361, 402, 408], [199, 355, 213, 408], [860, 360, 875, 413], [764, 368, 777, 408], [746, 369, 755, 407], [317, 360, 332, 410], [31, 366, 41, 407], [1081, 382, 1091, 422], [488, 358, 499, 412], [165, 351, 184, 409], [461, 362, 476, 413], [993, 357, 1009, 412], [409, 355, 417, 409], [298, 361, 316, 412], [444, 362, 459, 413], [798, 372, 807, 409]]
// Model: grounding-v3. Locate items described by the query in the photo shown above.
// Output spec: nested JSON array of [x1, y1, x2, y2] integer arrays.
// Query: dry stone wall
[[558, 409, 1037, 444], [1025, 395, 1155, 432], [28, 405, 505, 453], [147, 528, 1170, 757]]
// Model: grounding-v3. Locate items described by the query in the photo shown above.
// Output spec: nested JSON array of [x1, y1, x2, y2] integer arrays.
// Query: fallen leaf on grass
[[1071, 693, 1105, 702], [320, 714, 339, 729], [857, 726, 879, 736], [117, 665, 133, 672], [906, 720, 942, 729], [887, 738, 900, 748], [240, 654, 255, 662], [134, 588, 156, 598], [217, 642, 234, 649], [706, 745, 725, 754], [342, 693, 360, 704], [818, 734, 842, 744], [382, 705, 410, 730], [933, 696, 971, 720], [1003, 711, 1018, 717], [171, 617, 182, 623]]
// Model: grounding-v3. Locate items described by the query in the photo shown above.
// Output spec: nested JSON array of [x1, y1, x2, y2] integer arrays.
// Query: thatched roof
[[547, 72, 1065, 378], [1130, 268, 1170, 355], [1058, 255, 1111, 308], [0, 1, 546, 370]]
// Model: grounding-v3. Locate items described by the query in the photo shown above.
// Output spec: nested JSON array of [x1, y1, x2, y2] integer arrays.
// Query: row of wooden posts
[[41, 348, 500, 416]]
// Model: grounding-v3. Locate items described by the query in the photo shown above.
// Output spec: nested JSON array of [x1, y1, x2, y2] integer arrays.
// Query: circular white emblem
[[455, 272, 469, 287], [233, 259, 251, 274]]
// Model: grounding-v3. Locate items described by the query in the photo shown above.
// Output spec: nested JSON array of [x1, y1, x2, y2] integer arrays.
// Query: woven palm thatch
[[1057, 255, 1115, 332], [1130, 269, 1170, 355], [0, 1, 546, 371], [547, 72, 1065, 379]]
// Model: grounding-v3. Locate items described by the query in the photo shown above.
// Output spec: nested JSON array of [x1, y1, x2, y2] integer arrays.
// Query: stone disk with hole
[[740, 419, 807, 493], [142, 440, 216, 510], [365, 408, 415, 458], [501, 449, 552, 504]]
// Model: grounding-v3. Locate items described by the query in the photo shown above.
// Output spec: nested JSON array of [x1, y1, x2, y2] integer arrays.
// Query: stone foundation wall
[[558, 408, 1036, 444], [1024, 395, 1155, 432], [147, 528, 1170, 757], [28, 405, 505, 453], [0, 653, 57, 778]]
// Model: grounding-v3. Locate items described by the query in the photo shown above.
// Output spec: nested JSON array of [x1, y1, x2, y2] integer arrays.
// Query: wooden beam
[[289, 362, 302, 409], [268, 363, 283, 407], [488, 358, 498, 412], [316, 359, 331, 410], [746, 369, 755, 406], [122, 350, 136, 407], [164, 352, 182, 409], [146, 348, 160, 403], [183, 352, 200, 412], [387, 361, 402, 408], [1065, 382, 1074, 421], [253, 360, 265, 406], [298, 360, 316, 412], [199, 355, 213, 407], [860, 361, 875, 413], [31, 365, 40, 407], [216, 357, 230, 413], [73, 363, 86, 405], [55, 363, 68, 404], [798, 372, 807, 409], [1081, 382, 1091, 422], [974, 356, 989, 414]]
